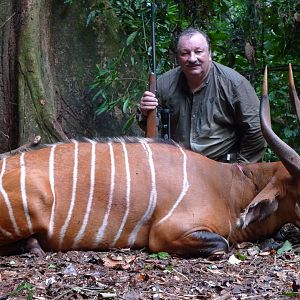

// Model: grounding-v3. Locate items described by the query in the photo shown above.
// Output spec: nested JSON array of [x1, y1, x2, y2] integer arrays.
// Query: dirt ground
[[0, 225, 299, 300]]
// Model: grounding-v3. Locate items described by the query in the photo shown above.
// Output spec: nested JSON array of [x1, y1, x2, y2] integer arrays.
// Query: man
[[138, 28, 266, 163]]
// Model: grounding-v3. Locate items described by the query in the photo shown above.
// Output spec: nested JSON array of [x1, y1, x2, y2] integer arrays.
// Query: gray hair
[[177, 28, 211, 52]]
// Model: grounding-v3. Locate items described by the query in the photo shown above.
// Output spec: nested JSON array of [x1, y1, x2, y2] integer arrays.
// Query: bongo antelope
[[0, 65, 299, 257]]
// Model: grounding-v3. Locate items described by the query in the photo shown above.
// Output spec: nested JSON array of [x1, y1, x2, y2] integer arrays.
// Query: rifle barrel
[[146, 3, 157, 139]]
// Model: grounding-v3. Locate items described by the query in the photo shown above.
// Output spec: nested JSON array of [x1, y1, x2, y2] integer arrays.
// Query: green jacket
[[139, 61, 266, 163]]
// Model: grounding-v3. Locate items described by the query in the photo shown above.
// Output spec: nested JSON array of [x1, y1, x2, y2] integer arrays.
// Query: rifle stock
[[146, 72, 157, 138]]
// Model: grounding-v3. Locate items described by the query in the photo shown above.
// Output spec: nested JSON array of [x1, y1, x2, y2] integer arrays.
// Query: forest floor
[[0, 225, 299, 300]]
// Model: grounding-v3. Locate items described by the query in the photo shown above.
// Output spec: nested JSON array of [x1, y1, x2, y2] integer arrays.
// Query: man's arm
[[234, 80, 266, 163]]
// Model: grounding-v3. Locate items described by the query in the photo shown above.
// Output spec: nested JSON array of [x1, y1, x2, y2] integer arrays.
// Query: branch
[[0, 12, 16, 29]]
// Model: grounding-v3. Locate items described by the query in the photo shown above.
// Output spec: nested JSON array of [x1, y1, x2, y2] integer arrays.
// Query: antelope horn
[[260, 66, 300, 177], [288, 63, 300, 123]]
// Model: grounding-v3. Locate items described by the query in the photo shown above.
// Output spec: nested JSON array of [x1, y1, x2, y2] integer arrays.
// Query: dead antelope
[[0, 65, 299, 257]]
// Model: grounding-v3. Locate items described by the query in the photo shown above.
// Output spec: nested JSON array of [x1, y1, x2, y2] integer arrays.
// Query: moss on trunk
[[18, 0, 69, 144], [1, 0, 142, 150]]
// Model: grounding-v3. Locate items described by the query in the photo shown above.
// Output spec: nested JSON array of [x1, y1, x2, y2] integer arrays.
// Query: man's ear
[[236, 183, 280, 229]]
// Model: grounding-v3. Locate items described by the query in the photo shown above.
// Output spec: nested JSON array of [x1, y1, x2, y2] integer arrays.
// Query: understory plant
[[66, 0, 300, 157]]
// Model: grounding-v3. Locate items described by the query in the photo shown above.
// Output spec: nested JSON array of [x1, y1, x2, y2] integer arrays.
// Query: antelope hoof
[[191, 231, 229, 257], [177, 230, 229, 258]]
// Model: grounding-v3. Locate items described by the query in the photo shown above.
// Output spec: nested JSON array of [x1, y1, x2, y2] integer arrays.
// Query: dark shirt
[[139, 61, 266, 163]]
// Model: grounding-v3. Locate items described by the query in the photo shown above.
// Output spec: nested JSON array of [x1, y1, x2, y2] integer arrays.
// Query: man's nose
[[188, 52, 197, 63]]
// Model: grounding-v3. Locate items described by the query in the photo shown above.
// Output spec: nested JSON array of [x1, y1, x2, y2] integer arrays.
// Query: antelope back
[[0, 139, 193, 252]]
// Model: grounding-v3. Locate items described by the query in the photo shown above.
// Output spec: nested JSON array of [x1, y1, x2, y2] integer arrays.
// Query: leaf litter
[[0, 224, 299, 300]]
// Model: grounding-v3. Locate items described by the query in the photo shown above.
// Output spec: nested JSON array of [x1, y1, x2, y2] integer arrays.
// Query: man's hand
[[140, 91, 158, 116]]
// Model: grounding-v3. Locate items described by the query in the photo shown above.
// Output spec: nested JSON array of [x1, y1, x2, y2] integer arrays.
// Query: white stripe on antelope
[[0, 65, 299, 257]]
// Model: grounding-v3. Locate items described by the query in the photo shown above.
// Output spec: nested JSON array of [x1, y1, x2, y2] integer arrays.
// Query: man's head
[[177, 28, 212, 82]]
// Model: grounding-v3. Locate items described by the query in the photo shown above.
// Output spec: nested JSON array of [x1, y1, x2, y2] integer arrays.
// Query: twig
[[173, 268, 189, 281], [0, 12, 16, 29], [162, 290, 199, 299], [52, 289, 73, 300]]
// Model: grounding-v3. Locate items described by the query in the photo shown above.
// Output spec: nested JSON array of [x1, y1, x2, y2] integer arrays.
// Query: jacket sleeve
[[233, 79, 266, 163]]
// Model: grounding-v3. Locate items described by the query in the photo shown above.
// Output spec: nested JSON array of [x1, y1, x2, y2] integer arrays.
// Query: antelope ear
[[236, 183, 280, 229]]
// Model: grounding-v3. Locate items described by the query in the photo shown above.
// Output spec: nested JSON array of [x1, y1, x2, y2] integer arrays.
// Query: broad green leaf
[[148, 251, 170, 260], [157, 252, 171, 260], [126, 31, 138, 46], [86, 10, 100, 26], [235, 251, 247, 261], [148, 253, 158, 259], [122, 98, 130, 113]]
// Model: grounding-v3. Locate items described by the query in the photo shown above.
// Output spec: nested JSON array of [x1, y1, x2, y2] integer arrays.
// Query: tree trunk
[[18, 0, 69, 144], [0, 0, 19, 152], [0, 0, 141, 151]]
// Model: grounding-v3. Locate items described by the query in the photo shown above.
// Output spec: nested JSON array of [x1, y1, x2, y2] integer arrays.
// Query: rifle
[[146, 2, 158, 138], [146, 2, 171, 140]]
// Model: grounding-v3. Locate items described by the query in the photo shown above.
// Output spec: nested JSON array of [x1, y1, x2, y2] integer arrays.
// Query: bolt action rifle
[[146, 2, 170, 140], [146, 2, 158, 138]]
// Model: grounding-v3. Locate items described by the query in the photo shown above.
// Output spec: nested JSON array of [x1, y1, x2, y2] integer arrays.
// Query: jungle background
[[0, 1, 300, 299], [0, 0, 299, 160]]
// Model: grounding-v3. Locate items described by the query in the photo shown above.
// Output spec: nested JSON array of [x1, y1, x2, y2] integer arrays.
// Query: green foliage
[[86, 0, 190, 132], [6, 282, 34, 300], [90, 59, 144, 132], [281, 291, 299, 298], [163, 264, 174, 273], [234, 251, 247, 261], [86, 0, 190, 133], [66, 0, 300, 153], [149, 251, 171, 260]]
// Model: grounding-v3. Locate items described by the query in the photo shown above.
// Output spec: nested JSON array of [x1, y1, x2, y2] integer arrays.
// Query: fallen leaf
[[45, 276, 56, 287], [259, 251, 271, 256], [64, 263, 77, 275], [124, 255, 136, 264], [277, 241, 293, 255], [135, 273, 149, 282], [102, 255, 131, 269], [236, 242, 253, 249], [228, 255, 242, 265], [247, 246, 260, 256]]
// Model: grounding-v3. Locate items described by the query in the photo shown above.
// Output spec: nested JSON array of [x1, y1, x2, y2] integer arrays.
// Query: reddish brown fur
[[0, 139, 298, 257]]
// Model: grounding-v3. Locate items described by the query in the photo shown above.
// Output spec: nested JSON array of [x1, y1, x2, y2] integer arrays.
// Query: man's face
[[177, 33, 212, 80]]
